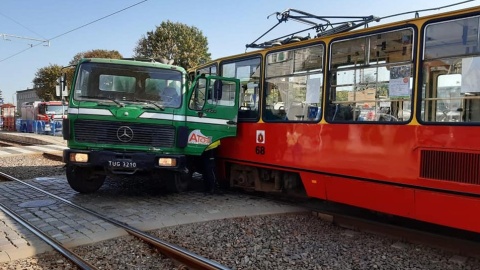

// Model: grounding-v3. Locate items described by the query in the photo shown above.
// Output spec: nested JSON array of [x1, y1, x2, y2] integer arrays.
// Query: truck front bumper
[[63, 149, 187, 174]]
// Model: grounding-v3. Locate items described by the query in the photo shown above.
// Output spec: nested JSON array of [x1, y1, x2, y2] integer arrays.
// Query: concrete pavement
[[0, 131, 307, 263], [0, 131, 67, 157], [0, 176, 306, 263]]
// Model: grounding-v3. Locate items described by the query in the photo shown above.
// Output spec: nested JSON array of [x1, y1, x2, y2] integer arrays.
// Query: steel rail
[[0, 171, 230, 270], [0, 202, 97, 270]]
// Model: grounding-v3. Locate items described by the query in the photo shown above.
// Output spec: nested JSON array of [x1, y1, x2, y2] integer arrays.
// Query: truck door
[[184, 75, 240, 155]]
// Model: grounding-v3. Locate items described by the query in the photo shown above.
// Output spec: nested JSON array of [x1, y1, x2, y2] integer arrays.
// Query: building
[[16, 88, 40, 115], [348, 88, 376, 108]]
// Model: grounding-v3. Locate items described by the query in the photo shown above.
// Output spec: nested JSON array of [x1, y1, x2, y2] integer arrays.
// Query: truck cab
[[61, 58, 240, 193]]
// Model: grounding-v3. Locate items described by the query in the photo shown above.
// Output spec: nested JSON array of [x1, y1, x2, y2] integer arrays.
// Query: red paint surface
[[218, 122, 480, 232]]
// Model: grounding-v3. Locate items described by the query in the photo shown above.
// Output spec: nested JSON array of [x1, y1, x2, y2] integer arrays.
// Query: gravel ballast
[[0, 153, 480, 269]]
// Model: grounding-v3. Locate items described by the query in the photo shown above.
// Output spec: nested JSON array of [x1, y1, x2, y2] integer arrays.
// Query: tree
[[32, 64, 63, 101], [68, 49, 122, 66], [32, 50, 123, 101], [134, 21, 211, 70], [65, 49, 123, 93]]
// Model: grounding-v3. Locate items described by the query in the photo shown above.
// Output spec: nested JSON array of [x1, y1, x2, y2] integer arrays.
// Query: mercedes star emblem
[[117, 126, 134, 142]]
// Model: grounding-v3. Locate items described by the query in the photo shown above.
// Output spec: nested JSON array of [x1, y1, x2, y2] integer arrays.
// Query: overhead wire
[[245, 0, 475, 50], [0, 11, 47, 39], [0, 0, 148, 63], [378, 0, 475, 20]]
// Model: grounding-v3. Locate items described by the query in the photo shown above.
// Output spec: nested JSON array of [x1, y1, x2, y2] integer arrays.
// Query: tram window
[[221, 57, 261, 120], [327, 28, 414, 123], [264, 45, 324, 122], [197, 65, 217, 76], [422, 15, 480, 123]]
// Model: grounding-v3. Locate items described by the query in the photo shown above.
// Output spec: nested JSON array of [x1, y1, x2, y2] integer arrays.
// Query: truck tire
[[66, 164, 106, 193], [165, 171, 191, 193]]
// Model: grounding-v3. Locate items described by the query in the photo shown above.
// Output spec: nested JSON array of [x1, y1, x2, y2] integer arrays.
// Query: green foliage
[[32, 64, 63, 101], [32, 50, 123, 101], [134, 20, 211, 70], [68, 49, 122, 66], [377, 84, 388, 98], [66, 49, 123, 91], [336, 91, 349, 101]]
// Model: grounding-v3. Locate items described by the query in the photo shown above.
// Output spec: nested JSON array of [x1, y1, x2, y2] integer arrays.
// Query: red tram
[[191, 5, 480, 233]]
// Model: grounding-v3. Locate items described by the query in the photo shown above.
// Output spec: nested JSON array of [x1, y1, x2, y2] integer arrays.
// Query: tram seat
[[264, 106, 286, 121], [286, 103, 305, 121], [238, 105, 260, 119], [327, 104, 354, 121]]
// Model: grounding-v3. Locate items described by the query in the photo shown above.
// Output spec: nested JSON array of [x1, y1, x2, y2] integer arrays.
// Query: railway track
[[0, 171, 230, 270], [1, 139, 479, 268], [4, 148, 480, 263]]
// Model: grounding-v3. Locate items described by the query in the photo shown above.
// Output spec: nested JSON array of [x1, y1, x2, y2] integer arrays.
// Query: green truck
[[60, 58, 240, 193]]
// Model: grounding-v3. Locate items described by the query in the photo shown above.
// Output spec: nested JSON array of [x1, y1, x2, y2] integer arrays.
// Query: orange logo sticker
[[188, 130, 212, 145]]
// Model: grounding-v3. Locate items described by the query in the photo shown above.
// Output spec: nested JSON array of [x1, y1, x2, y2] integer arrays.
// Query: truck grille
[[74, 119, 175, 147]]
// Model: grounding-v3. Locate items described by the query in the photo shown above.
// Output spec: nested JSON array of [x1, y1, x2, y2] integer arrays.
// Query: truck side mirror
[[56, 73, 69, 97]]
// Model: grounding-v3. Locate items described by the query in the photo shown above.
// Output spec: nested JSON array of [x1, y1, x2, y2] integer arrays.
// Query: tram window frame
[[327, 27, 415, 123], [263, 44, 324, 122], [220, 56, 262, 121], [197, 65, 217, 76], [190, 64, 217, 91], [420, 15, 480, 124]]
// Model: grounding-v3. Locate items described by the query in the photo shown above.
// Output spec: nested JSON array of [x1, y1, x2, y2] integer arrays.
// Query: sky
[[0, 0, 478, 104]]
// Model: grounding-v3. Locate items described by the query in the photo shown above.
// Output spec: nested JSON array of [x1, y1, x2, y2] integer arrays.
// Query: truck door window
[[207, 79, 236, 106], [189, 78, 207, 110]]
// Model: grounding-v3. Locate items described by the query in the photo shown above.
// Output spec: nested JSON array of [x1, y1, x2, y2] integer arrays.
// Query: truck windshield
[[45, 105, 65, 114], [73, 62, 183, 108]]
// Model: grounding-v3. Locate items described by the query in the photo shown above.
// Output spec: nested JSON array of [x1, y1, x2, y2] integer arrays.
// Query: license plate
[[108, 160, 137, 168]]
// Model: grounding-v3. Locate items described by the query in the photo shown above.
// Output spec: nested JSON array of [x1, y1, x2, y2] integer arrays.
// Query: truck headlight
[[70, 153, 88, 163], [158, 158, 176, 167]]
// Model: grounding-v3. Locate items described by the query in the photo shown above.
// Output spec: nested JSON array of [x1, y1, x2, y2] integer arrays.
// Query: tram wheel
[[165, 171, 191, 193], [66, 164, 106, 193]]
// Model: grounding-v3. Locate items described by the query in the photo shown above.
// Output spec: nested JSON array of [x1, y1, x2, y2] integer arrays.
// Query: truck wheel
[[66, 164, 106, 193], [165, 171, 191, 193]]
